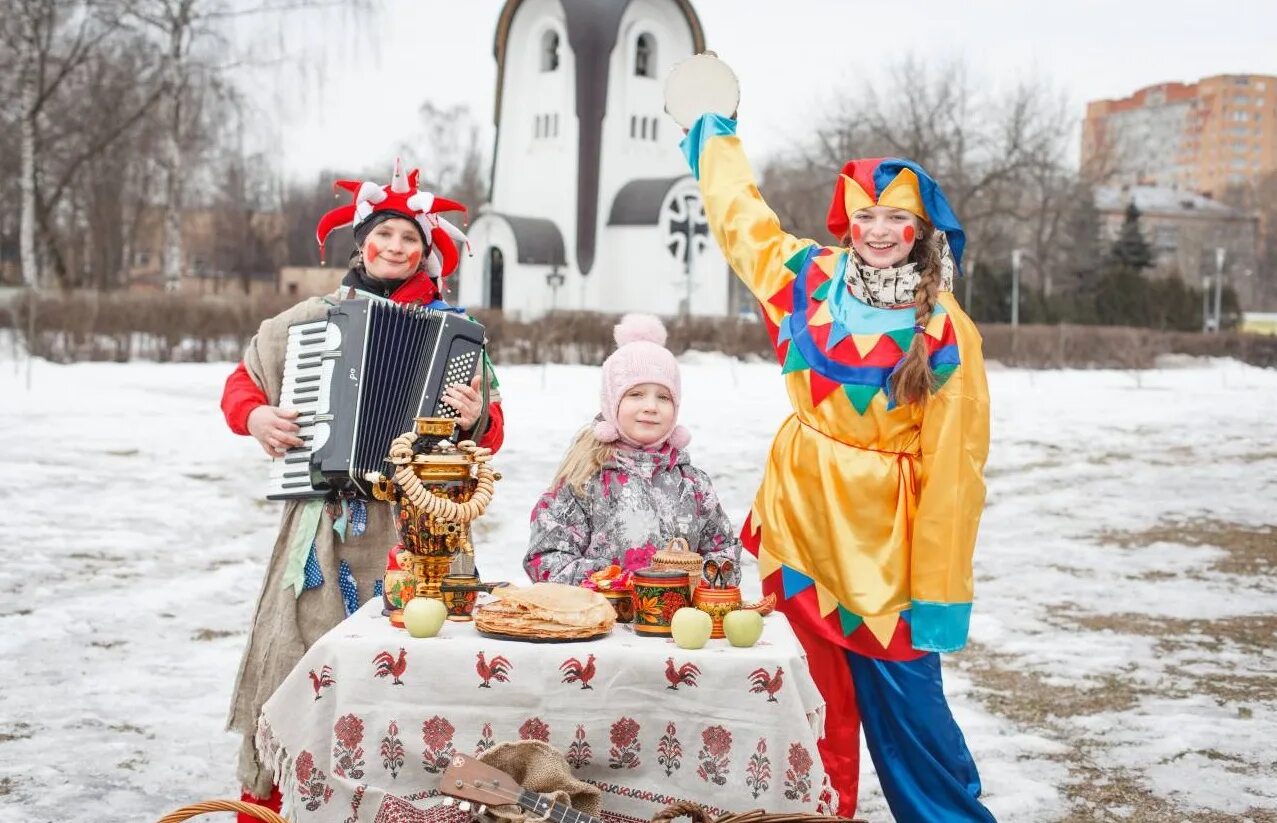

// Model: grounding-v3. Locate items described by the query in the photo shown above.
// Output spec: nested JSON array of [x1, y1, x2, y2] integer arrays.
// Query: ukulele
[[439, 753, 602, 823]]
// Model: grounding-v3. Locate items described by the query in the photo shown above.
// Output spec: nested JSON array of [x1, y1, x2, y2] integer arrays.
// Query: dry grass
[[957, 518, 1277, 820], [959, 641, 1277, 821], [1096, 519, 1277, 577]]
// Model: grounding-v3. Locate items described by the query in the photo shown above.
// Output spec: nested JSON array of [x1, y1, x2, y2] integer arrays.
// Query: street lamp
[[545, 263, 565, 313], [1010, 249, 1025, 329], [1211, 247, 1226, 334], [1202, 275, 1212, 333]]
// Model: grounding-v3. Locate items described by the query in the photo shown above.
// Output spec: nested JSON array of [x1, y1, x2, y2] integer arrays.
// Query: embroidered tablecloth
[[258, 599, 832, 823]]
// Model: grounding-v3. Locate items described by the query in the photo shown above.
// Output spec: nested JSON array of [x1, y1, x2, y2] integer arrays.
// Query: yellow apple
[[722, 609, 764, 648], [671, 607, 712, 649], [402, 597, 447, 638]]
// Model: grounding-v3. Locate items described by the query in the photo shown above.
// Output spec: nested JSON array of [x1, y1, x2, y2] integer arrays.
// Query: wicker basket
[[651, 537, 703, 588], [155, 800, 287, 823], [652, 801, 865, 823]]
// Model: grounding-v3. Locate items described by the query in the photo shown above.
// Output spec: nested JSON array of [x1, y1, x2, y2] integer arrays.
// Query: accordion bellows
[[475, 583, 616, 640]]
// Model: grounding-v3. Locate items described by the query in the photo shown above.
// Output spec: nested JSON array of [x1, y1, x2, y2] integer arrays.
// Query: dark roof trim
[[492, 0, 706, 124], [608, 176, 689, 225], [492, 0, 706, 275], [488, 213, 566, 266]]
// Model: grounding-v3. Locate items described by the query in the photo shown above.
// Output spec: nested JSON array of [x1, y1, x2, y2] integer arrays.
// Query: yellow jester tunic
[[682, 115, 990, 660]]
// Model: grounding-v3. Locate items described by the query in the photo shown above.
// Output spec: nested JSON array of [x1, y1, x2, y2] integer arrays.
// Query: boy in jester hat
[[219, 160, 505, 818], [523, 313, 741, 588], [679, 102, 994, 822]]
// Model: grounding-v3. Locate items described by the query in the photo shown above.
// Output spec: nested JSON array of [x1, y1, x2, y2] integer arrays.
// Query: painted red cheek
[[366, 242, 380, 260], [407, 250, 422, 269], [902, 225, 916, 244], [850, 225, 862, 242]]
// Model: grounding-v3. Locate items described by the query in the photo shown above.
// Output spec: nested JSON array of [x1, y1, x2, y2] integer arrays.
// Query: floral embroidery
[[475, 722, 495, 756], [380, 720, 404, 779], [566, 725, 593, 769], [520, 717, 551, 743], [609, 717, 641, 769], [295, 750, 334, 811], [696, 726, 732, 786], [331, 714, 366, 780], [744, 738, 771, 799], [657, 722, 682, 777], [784, 742, 814, 802], [421, 716, 456, 773]]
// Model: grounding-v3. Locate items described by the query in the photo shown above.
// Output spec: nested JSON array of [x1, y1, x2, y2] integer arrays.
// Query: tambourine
[[663, 52, 740, 130]]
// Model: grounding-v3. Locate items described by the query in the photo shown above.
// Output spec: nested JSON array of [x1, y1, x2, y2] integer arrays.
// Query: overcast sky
[[245, 0, 1277, 181]]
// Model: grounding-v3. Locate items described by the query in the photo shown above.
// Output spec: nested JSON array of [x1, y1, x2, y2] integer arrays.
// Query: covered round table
[[257, 599, 833, 823]]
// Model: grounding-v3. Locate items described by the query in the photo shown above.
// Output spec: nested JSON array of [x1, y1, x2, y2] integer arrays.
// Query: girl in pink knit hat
[[523, 314, 742, 586]]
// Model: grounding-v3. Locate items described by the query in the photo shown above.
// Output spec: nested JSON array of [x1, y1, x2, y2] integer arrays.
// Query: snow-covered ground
[[1, 352, 1274, 822]]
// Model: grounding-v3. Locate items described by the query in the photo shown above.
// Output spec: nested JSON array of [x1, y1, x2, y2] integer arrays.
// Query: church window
[[630, 115, 637, 138], [641, 117, 649, 140], [635, 33, 655, 78], [553, 113, 559, 137], [541, 30, 560, 72], [650, 118, 658, 142], [486, 247, 505, 310]]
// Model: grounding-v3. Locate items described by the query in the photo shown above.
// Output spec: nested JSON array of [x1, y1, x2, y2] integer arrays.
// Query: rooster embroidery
[[476, 651, 513, 688], [308, 664, 335, 700], [559, 654, 597, 690], [372, 648, 407, 686], [748, 666, 783, 702], [664, 657, 701, 690]]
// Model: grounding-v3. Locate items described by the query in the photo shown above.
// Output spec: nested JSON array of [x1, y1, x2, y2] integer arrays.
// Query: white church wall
[[598, 2, 695, 222], [461, 213, 579, 319], [491, 0, 577, 242], [594, 226, 728, 318]]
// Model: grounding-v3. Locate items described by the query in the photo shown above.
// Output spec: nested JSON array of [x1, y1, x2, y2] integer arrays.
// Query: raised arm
[[680, 113, 820, 305]]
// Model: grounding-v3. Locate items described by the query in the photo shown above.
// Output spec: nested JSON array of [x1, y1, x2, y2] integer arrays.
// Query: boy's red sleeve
[[478, 401, 505, 454], [221, 361, 267, 436]]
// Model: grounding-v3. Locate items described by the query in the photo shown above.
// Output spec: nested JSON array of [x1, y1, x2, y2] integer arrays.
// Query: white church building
[[457, 0, 746, 319]]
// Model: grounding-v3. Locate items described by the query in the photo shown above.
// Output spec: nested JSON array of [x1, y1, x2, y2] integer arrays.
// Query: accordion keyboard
[[266, 318, 341, 500]]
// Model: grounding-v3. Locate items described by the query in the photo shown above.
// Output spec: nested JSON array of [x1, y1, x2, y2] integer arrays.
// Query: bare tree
[[125, 0, 372, 291], [399, 102, 491, 211], [762, 55, 1080, 308], [2, 0, 130, 288]]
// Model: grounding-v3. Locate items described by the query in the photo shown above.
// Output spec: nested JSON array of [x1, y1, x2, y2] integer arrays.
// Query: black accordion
[[266, 298, 486, 500]]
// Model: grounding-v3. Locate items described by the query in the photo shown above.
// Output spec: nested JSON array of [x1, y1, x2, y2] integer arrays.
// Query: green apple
[[671, 607, 712, 650], [402, 597, 447, 638], [722, 609, 764, 648]]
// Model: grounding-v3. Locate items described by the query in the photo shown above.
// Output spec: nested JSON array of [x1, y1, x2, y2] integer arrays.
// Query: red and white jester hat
[[315, 158, 469, 279]]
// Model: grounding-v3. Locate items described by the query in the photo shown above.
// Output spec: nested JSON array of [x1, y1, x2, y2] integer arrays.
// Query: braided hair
[[888, 221, 942, 406]]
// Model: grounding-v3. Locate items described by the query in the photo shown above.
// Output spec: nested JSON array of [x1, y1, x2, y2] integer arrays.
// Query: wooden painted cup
[[630, 567, 693, 636], [440, 573, 481, 622], [692, 583, 743, 639], [601, 589, 636, 623]]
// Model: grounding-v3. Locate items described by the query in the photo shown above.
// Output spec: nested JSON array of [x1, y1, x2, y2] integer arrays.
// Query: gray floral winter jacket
[[524, 444, 742, 586]]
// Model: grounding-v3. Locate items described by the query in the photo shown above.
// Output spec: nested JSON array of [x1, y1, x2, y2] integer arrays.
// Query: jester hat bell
[[315, 158, 469, 279], [826, 157, 966, 272]]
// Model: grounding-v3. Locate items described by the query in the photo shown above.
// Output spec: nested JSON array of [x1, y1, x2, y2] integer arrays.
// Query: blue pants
[[847, 651, 997, 822]]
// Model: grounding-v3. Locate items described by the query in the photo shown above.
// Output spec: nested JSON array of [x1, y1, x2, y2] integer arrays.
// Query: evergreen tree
[[1108, 202, 1155, 270]]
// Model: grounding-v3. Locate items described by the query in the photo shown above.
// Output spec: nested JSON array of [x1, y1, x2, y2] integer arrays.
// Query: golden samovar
[[370, 417, 499, 624]]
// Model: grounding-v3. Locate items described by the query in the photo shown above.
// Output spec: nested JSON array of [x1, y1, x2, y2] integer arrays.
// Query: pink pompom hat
[[593, 314, 690, 450]]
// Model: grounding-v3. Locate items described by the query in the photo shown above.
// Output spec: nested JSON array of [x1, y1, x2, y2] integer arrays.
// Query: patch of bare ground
[[1057, 759, 1276, 823], [1096, 519, 1276, 577], [960, 643, 1146, 726], [1059, 610, 1277, 705], [959, 633, 1275, 820]]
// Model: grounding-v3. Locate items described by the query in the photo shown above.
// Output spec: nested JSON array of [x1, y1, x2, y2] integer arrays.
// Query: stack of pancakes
[[475, 583, 616, 640]]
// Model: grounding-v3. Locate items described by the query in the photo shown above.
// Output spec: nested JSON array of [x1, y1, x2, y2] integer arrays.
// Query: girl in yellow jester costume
[[681, 112, 995, 822]]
